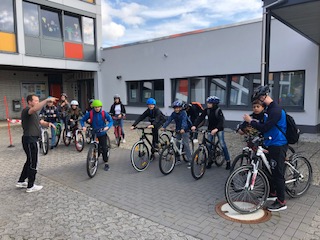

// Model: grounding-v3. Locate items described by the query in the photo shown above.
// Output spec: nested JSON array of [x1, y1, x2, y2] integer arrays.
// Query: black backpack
[[277, 111, 300, 144]]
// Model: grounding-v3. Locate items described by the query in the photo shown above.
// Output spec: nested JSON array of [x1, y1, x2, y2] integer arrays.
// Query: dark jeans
[[152, 126, 159, 148], [268, 144, 288, 202], [97, 134, 109, 162], [19, 141, 39, 188]]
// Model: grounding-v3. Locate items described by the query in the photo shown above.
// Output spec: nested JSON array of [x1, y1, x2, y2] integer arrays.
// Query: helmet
[[251, 85, 270, 102], [91, 99, 103, 107], [114, 94, 120, 99], [206, 96, 220, 104], [146, 98, 156, 105], [70, 100, 79, 106], [61, 93, 68, 98], [89, 99, 94, 104], [172, 100, 184, 108]]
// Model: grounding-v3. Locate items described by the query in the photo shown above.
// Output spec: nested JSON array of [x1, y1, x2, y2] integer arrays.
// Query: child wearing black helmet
[[191, 96, 231, 170]]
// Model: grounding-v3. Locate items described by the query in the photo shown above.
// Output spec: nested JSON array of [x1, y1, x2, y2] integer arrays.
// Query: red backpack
[[191, 102, 204, 111]]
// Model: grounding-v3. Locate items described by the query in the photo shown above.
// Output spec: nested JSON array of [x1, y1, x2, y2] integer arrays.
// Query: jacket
[[162, 110, 190, 131], [194, 106, 224, 131], [109, 103, 126, 116], [80, 110, 113, 137], [39, 105, 59, 123], [250, 101, 287, 146], [132, 107, 166, 129]]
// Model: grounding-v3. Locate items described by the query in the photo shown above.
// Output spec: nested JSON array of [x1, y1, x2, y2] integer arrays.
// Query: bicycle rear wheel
[[191, 147, 207, 180], [159, 145, 176, 175], [130, 141, 150, 171], [225, 166, 269, 214], [75, 131, 85, 152], [214, 143, 225, 167], [54, 124, 62, 147], [87, 144, 98, 178], [42, 131, 49, 155], [285, 155, 312, 198], [230, 153, 251, 173], [85, 129, 92, 144], [159, 132, 170, 149]]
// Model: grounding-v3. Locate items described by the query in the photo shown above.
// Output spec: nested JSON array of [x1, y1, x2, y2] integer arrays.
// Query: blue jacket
[[250, 101, 287, 147], [80, 110, 113, 137], [163, 110, 190, 131]]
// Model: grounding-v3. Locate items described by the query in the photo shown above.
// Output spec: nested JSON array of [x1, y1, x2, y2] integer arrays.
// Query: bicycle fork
[[244, 161, 259, 190]]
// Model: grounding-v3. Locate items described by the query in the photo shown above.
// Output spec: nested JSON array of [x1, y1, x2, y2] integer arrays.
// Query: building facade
[[0, 0, 102, 119], [101, 19, 320, 133]]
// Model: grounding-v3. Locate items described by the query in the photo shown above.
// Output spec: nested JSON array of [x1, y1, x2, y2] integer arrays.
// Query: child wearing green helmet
[[80, 99, 113, 171]]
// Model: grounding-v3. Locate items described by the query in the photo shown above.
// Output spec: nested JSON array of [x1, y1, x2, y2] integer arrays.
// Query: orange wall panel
[[0, 32, 16, 52], [64, 42, 83, 60]]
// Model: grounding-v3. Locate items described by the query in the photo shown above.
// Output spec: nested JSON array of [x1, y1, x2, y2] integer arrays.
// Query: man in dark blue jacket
[[244, 85, 288, 212]]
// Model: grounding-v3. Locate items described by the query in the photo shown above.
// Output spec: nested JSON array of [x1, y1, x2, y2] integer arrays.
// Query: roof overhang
[[262, 0, 320, 45]]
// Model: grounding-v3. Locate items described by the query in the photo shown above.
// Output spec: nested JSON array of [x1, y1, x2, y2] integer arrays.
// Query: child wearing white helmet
[[66, 100, 83, 137]]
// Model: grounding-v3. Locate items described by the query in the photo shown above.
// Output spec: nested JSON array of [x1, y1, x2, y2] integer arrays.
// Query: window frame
[[126, 80, 165, 107]]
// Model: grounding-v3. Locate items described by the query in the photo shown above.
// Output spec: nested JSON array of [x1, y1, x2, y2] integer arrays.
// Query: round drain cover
[[215, 201, 272, 224]]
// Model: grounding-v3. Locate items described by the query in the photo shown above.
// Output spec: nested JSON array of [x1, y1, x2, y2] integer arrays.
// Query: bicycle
[[229, 134, 296, 173], [85, 125, 93, 144], [53, 121, 63, 147], [39, 126, 49, 155], [112, 116, 124, 147], [159, 129, 194, 175], [86, 128, 110, 178], [191, 128, 225, 180], [62, 120, 85, 152], [225, 135, 313, 214], [130, 126, 170, 172]]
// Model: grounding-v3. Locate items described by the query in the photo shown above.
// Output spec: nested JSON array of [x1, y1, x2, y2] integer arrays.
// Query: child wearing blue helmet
[[191, 96, 231, 170], [131, 98, 166, 149]]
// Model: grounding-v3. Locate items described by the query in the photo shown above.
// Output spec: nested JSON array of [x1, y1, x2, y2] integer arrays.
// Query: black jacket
[[132, 107, 166, 129], [194, 106, 225, 131], [109, 103, 126, 116]]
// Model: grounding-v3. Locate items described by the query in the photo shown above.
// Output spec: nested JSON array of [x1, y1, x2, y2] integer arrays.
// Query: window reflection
[[82, 17, 94, 45], [279, 71, 304, 107], [190, 77, 205, 103], [174, 79, 188, 102], [0, 0, 14, 33], [230, 75, 250, 106], [64, 15, 82, 42], [23, 2, 39, 36], [209, 77, 227, 105], [41, 9, 61, 39]]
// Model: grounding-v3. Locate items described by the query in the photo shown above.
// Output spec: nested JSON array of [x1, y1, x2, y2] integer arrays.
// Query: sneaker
[[50, 146, 54, 149], [104, 164, 109, 171], [206, 162, 213, 169], [267, 192, 277, 201], [175, 160, 182, 166], [26, 184, 43, 193], [122, 139, 126, 143], [67, 132, 71, 137], [226, 161, 231, 170], [267, 199, 287, 212], [16, 181, 28, 188], [186, 162, 191, 169], [193, 139, 199, 143]]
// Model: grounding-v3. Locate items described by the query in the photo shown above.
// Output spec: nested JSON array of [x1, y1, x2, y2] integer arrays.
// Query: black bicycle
[[191, 129, 225, 180], [86, 128, 110, 178], [130, 126, 170, 172]]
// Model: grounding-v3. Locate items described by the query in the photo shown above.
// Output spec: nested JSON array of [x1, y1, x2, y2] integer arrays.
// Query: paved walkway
[[1, 122, 320, 239]]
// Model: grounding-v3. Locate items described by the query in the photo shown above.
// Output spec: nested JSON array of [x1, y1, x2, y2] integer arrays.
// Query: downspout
[[261, 0, 286, 86]]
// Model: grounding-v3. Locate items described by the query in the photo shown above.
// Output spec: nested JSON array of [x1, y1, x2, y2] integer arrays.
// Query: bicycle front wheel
[[87, 144, 98, 178], [75, 131, 85, 152], [85, 129, 92, 144], [130, 141, 150, 172], [159, 132, 170, 149], [191, 147, 207, 180], [42, 131, 49, 155], [285, 155, 313, 198], [54, 124, 62, 147], [225, 166, 269, 214], [62, 129, 71, 146], [230, 153, 251, 173], [214, 143, 225, 167], [159, 145, 176, 175]]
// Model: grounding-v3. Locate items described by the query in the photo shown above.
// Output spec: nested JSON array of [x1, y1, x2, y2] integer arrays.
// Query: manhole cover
[[215, 201, 272, 224]]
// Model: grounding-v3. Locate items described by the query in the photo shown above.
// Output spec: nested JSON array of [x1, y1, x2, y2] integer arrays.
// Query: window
[[174, 79, 188, 102], [190, 77, 205, 103], [23, 2, 39, 36], [279, 71, 304, 108], [64, 15, 82, 42], [208, 76, 227, 105], [230, 75, 250, 106], [82, 16, 94, 45], [81, 0, 95, 3], [127, 80, 164, 106], [41, 8, 62, 39], [0, 0, 14, 33]]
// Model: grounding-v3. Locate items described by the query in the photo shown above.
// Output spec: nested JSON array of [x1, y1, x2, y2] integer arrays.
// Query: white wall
[[101, 19, 319, 128]]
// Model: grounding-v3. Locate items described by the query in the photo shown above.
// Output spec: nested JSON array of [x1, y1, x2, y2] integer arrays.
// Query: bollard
[[4, 96, 14, 148]]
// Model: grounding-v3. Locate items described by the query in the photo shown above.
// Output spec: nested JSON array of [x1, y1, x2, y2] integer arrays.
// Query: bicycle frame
[[137, 128, 154, 149], [198, 130, 220, 158], [166, 130, 184, 156]]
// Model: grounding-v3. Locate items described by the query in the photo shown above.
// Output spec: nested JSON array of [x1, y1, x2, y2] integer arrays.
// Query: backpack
[[89, 110, 106, 124], [191, 102, 204, 111], [276, 111, 300, 144], [204, 107, 224, 126]]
